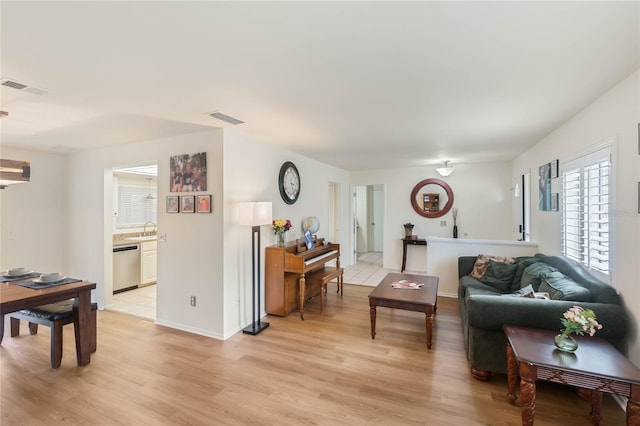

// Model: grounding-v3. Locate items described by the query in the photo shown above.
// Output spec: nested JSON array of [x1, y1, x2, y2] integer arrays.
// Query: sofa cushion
[[471, 254, 516, 279], [478, 259, 519, 293], [521, 262, 558, 291], [534, 255, 621, 304], [510, 257, 541, 292], [538, 271, 591, 302], [501, 284, 536, 298]]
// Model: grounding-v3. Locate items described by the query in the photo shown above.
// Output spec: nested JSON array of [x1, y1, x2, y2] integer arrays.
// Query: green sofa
[[458, 253, 629, 381]]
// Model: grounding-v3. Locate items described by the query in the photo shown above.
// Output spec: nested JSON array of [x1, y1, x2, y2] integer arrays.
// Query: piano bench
[[306, 267, 344, 312]]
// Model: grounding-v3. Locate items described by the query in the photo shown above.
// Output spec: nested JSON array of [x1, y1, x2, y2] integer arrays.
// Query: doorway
[[352, 184, 384, 266], [108, 162, 158, 321]]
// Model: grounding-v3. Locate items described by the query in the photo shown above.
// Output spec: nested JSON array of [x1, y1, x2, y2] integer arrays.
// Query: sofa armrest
[[466, 295, 627, 342], [458, 256, 477, 278]]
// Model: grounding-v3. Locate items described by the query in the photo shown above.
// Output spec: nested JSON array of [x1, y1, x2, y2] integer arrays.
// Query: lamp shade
[[0, 159, 30, 188], [239, 201, 273, 226]]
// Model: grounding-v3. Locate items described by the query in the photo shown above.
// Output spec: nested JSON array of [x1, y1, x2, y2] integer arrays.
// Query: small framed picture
[[181, 195, 195, 213], [196, 195, 212, 213], [550, 159, 559, 179], [551, 193, 559, 211], [166, 196, 180, 213]]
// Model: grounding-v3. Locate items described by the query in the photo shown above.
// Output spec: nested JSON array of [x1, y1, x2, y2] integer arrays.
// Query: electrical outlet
[[190, 295, 196, 307], [159, 233, 167, 243], [7, 230, 15, 240], [440, 220, 447, 227]]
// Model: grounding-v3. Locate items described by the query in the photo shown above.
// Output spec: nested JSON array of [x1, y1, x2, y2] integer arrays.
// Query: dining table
[[0, 274, 96, 366]]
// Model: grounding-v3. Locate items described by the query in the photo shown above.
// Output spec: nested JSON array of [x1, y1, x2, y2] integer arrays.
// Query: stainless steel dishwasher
[[113, 243, 141, 293]]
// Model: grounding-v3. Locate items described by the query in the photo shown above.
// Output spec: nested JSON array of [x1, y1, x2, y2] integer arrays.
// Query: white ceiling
[[1, 2, 638, 170]]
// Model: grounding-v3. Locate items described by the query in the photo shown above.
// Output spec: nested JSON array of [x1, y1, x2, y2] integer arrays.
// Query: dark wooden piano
[[265, 237, 342, 319]]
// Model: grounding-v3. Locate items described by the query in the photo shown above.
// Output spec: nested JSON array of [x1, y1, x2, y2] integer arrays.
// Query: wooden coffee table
[[368, 273, 439, 349], [503, 325, 640, 425]]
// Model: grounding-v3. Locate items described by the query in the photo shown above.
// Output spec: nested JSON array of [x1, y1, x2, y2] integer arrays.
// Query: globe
[[301, 216, 320, 234]]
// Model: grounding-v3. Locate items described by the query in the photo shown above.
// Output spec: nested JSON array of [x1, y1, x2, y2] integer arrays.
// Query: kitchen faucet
[[143, 221, 156, 237]]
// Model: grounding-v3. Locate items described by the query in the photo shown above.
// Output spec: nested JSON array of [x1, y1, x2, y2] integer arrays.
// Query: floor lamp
[[239, 201, 272, 335]]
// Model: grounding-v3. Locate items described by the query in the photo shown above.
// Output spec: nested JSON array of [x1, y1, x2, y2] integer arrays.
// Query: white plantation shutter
[[561, 146, 610, 276], [116, 184, 157, 228]]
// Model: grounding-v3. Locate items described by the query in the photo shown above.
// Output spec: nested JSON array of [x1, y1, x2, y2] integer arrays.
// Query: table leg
[[589, 389, 602, 426], [627, 384, 640, 426], [73, 289, 92, 366], [369, 301, 377, 340], [299, 275, 306, 320], [506, 341, 518, 404], [425, 311, 434, 349], [519, 363, 537, 426], [401, 241, 407, 272]]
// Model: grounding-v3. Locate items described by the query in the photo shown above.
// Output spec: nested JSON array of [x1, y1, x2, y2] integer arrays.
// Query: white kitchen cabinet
[[141, 240, 157, 285]]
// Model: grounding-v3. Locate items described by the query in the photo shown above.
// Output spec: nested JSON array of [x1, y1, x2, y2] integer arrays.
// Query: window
[[561, 146, 611, 277], [116, 183, 157, 228]]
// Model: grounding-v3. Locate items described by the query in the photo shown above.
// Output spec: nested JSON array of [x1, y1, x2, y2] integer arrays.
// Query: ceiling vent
[[1, 77, 47, 95], [209, 111, 244, 125]]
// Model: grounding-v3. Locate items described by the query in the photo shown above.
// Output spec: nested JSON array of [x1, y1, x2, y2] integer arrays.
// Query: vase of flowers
[[554, 306, 603, 352], [273, 219, 292, 247]]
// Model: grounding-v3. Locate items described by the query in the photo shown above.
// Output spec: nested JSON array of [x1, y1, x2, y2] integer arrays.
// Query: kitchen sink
[[126, 235, 157, 242]]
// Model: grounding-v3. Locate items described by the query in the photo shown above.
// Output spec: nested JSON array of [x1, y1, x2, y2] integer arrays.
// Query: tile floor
[[106, 251, 391, 322], [108, 284, 157, 321]]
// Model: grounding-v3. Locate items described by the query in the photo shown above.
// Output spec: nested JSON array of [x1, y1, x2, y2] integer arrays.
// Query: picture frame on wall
[[169, 152, 207, 193], [550, 159, 559, 179], [181, 195, 195, 213], [166, 196, 180, 213], [196, 195, 212, 213], [551, 193, 559, 212], [538, 163, 552, 211]]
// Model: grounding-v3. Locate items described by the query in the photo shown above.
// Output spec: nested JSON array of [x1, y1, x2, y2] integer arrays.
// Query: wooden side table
[[503, 325, 640, 425], [401, 238, 427, 272]]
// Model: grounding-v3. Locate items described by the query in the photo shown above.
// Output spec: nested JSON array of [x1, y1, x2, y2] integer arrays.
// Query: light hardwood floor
[[1, 284, 626, 425]]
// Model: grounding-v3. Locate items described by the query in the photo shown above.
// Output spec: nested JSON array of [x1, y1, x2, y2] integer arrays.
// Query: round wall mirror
[[410, 178, 455, 218]]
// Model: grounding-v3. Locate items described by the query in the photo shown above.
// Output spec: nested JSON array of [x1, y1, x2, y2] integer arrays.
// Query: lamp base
[[242, 321, 270, 335]]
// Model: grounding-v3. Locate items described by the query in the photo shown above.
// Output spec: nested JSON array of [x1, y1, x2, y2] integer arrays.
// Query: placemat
[[16, 277, 81, 290], [0, 272, 40, 282]]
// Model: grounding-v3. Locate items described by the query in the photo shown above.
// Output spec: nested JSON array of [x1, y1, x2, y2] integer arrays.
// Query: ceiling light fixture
[[436, 161, 454, 177], [0, 159, 31, 189], [209, 111, 244, 125]]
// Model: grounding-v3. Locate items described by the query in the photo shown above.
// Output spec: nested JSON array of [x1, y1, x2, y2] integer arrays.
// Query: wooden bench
[[9, 299, 97, 368], [305, 266, 344, 312]]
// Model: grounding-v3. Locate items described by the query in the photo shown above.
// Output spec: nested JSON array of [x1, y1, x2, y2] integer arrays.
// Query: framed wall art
[[197, 195, 212, 213], [170, 152, 207, 193], [181, 195, 195, 213], [538, 163, 551, 211], [551, 193, 559, 212], [166, 196, 180, 213], [550, 159, 559, 179]]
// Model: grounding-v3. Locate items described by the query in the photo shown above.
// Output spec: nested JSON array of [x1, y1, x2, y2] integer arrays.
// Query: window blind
[[116, 184, 157, 228], [560, 147, 610, 275]]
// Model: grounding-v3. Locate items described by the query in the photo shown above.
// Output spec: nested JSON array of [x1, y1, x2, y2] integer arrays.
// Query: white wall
[[0, 148, 68, 273], [512, 69, 640, 366], [222, 129, 351, 337], [64, 129, 225, 338], [350, 162, 514, 272]]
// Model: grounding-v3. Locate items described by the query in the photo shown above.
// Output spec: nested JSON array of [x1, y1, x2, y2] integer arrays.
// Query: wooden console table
[[503, 325, 640, 425], [401, 238, 426, 272]]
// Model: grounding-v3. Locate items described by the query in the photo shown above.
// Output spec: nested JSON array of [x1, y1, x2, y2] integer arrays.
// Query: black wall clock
[[278, 161, 300, 204]]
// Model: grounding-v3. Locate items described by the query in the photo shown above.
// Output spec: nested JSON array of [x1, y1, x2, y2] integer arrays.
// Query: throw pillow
[[478, 259, 520, 293], [471, 254, 516, 279], [539, 271, 592, 302], [520, 262, 558, 291], [510, 257, 541, 292]]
